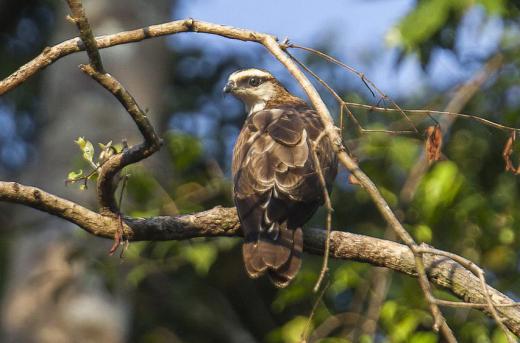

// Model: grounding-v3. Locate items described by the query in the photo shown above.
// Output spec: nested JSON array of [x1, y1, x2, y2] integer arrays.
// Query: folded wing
[[232, 105, 337, 287]]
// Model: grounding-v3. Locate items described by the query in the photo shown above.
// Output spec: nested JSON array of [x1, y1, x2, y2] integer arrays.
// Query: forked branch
[[1, 11, 519, 340]]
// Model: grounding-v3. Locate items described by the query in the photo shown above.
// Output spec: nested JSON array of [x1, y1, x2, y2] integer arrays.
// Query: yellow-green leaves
[[415, 161, 463, 220], [67, 169, 83, 180], [75, 136, 96, 168], [67, 137, 122, 190]]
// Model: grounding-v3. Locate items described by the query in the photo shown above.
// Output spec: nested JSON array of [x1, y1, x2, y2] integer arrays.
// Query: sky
[[163, 0, 505, 167], [171, 0, 423, 97], [170, 0, 503, 99]]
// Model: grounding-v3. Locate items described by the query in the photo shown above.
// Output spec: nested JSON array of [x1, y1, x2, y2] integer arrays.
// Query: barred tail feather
[[268, 227, 303, 288], [242, 226, 303, 287]]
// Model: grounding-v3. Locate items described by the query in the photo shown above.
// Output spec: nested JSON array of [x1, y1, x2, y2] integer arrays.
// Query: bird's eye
[[249, 77, 261, 87]]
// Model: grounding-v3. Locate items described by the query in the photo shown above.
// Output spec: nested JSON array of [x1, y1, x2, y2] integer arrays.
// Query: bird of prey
[[224, 68, 338, 287]]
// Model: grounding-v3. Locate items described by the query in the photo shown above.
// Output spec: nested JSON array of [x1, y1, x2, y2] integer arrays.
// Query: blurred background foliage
[[1, 0, 520, 342]]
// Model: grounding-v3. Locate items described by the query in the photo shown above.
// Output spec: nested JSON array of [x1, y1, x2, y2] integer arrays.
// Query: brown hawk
[[224, 68, 337, 287]]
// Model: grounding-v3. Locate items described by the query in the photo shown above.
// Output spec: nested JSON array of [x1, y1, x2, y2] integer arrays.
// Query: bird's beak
[[223, 81, 235, 94]]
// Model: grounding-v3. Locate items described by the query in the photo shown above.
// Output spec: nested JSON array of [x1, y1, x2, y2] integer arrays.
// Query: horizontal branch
[[1, 180, 520, 335], [0, 19, 270, 95], [1, 17, 516, 339]]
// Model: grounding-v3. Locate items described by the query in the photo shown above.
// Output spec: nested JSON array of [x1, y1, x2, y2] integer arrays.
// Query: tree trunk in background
[[1, 1, 172, 341]]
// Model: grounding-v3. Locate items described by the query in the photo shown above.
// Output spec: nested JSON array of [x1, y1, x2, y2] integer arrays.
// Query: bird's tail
[[242, 226, 303, 288]]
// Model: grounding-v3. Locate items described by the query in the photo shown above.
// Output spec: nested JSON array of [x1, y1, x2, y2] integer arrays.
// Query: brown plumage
[[225, 68, 337, 287]]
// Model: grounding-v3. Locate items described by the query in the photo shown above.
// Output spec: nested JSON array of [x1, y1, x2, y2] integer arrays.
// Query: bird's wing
[[232, 106, 337, 284], [233, 105, 337, 232]]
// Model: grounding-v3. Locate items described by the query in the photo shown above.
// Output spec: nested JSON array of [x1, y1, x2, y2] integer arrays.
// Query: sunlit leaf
[[499, 227, 515, 245], [75, 136, 95, 164], [416, 161, 463, 219], [267, 316, 309, 343], [67, 169, 83, 180], [390, 0, 462, 50], [409, 332, 438, 343], [414, 224, 433, 243], [380, 300, 398, 325]]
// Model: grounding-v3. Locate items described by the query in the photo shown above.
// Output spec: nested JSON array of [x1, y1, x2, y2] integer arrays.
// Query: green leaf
[[83, 140, 94, 163], [267, 316, 309, 343], [67, 169, 83, 180], [416, 161, 463, 220], [75, 136, 95, 164], [414, 224, 433, 243], [392, 314, 422, 342], [388, 0, 470, 50], [330, 264, 361, 295], [167, 132, 203, 171], [477, 0, 506, 15], [409, 332, 438, 343], [75, 136, 87, 150], [380, 300, 398, 325]]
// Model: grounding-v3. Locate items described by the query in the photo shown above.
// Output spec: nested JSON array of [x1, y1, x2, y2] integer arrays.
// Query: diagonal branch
[[65, 0, 104, 72], [1, 17, 519, 339]]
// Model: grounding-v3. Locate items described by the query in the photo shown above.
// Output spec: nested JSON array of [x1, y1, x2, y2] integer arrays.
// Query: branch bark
[[0, 16, 517, 340], [1, 180, 520, 335]]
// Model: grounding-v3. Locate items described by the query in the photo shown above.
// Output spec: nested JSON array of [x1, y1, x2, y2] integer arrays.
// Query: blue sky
[[171, 0, 502, 99], [164, 0, 504, 166], [171, 0, 423, 97]]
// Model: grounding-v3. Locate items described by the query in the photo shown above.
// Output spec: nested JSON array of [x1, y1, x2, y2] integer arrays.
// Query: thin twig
[[344, 102, 520, 133], [78, 64, 161, 212], [478, 271, 516, 342], [287, 43, 421, 134], [265, 37, 456, 342], [286, 51, 417, 136], [310, 142, 333, 293], [1, 16, 518, 339], [301, 280, 330, 342]]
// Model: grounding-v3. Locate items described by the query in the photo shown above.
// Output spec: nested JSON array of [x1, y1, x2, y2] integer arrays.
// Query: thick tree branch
[[1, 17, 517, 339], [1, 180, 520, 335], [0, 20, 270, 95]]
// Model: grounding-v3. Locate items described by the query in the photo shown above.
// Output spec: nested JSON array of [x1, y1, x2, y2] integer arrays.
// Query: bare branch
[[1, 17, 454, 339], [287, 43, 421, 134], [0, 20, 272, 95], [79, 64, 162, 212], [65, 0, 105, 72], [310, 138, 333, 292], [1, 17, 517, 339], [1, 180, 520, 335], [64, 0, 162, 221]]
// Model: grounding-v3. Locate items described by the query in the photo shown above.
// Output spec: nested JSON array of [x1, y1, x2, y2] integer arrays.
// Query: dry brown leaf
[[502, 131, 516, 173], [425, 125, 443, 164], [348, 173, 360, 185]]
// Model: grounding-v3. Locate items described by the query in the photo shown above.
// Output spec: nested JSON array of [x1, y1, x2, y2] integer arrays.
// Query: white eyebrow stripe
[[229, 69, 272, 82]]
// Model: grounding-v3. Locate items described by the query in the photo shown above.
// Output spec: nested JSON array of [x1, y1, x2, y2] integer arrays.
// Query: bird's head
[[224, 68, 289, 114]]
